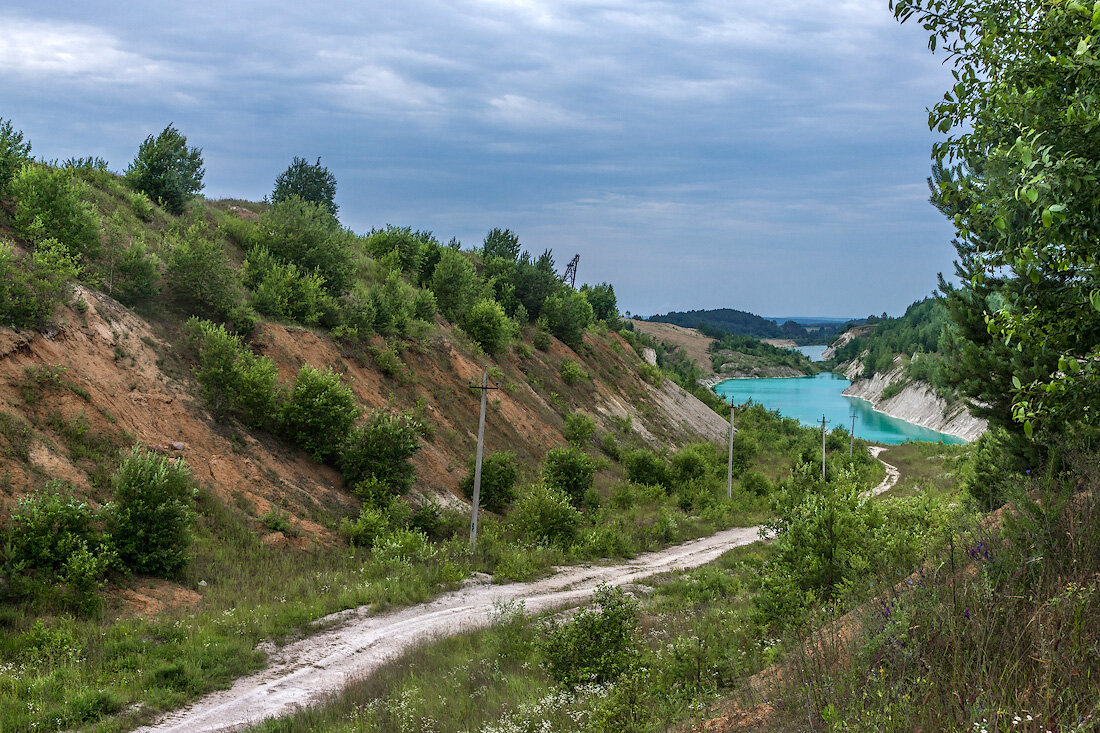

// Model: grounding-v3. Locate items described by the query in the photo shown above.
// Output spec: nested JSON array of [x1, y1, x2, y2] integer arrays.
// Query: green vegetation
[[649, 307, 853, 345], [340, 411, 425, 497], [125, 124, 204, 215], [271, 156, 338, 216], [709, 331, 816, 374], [109, 447, 197, 577], [9, 164, 102, 261], [538, 584, 639, 688], [184, 318, 281, 426], [0, 117, 32, 193], [280, 365, 361, 462], [460, 451, 519, 514], [540, 445, 596, 507]]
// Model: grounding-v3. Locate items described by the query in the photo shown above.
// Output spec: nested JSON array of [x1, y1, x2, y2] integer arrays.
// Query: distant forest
[[646, 308, 858, 345]]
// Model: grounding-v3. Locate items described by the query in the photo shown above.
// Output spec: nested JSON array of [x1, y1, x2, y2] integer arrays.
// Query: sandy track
[[867, 446, 900, 497], [138, 525, 762, 733]]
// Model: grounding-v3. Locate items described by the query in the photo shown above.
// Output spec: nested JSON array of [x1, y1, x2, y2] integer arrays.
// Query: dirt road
[[867, 446, 900, 496], [138, 525, 763, 733]]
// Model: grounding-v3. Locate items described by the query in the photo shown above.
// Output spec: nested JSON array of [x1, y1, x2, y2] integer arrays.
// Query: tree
[[483, 228, 521, 261], [125, 124, 204, 215], [542, 290, 594, 348], [0, 118, 31, 193], [429, 248, 481, 323], [893, 0, 1100, 438], [271, 156, 338, 216], [580, 282, 618, 322]]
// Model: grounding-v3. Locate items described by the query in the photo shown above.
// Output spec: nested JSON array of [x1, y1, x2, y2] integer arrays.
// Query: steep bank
[[840, 359, 987, 441]]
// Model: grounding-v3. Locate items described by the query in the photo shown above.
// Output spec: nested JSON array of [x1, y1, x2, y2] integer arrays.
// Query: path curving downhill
[[867, 446, 900, 497], [137, 525, 763, 733]]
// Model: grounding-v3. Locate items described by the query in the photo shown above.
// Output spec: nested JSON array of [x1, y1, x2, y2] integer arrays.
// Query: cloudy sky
[[1, 0, 955, 318]]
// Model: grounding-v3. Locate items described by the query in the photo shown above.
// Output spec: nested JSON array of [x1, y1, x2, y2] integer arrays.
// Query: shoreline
[[706, 371, 974, 443]]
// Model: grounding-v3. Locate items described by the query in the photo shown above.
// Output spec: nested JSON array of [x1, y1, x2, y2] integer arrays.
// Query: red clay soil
[[0, 285, 728, 616]]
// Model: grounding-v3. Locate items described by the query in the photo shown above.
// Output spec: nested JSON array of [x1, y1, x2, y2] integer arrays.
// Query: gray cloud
[[1, 0, 956, 317]]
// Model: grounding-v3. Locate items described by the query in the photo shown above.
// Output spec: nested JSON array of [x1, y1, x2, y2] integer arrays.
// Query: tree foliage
[[0, 118, 32, 193], [125, 124, 204, 215], [482, 227, 521, 261], [893, 0, 1100, 437], [271, 156, 338, 216]]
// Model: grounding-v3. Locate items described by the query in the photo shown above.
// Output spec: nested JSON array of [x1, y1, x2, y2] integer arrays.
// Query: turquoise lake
[[713, 373, 966, 445]]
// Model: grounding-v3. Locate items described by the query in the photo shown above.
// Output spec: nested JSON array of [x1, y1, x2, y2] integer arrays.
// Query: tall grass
[[763, 447, 1100, 732]]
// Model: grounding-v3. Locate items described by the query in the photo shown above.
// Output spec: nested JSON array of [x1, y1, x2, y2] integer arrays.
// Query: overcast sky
[[1, 0, 955, 318]]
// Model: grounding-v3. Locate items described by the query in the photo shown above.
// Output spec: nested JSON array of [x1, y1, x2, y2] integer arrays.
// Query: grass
[[877, 441, 968, 500], [756, 447, 1100, 732]]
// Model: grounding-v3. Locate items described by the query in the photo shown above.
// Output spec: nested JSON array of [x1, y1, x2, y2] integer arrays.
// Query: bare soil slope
[[0, 285, 728, 561], [629, 319, 716, 376]]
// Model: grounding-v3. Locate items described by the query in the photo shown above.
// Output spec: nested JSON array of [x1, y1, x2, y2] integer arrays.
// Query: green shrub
[[256, 197, 354, 294], [260, 506, 293, 534], [541, 445, 595, 507], [0, 239, 80, 329], [881, 379, 906, 400], [599, 432, 621, 460], [124, 124, 204, 215], [563, 412, 597, 446], [559, 358, 589, 385], [281, 365, 361, 462], [368, 271, 417, 337], [580, 282, 618, 321], [342, 504, 391, 547], [166, 224, 255, 333], [339, 410, 423, 494], [409, 502, 464, 541], [460, 450, 519, 514], [243, 246, 331, 325], [623, 448, 669, 488], [669, 443, 716, 485], [538, 583, 638, 688], [0, 118, 32, 193], [184, 318, 281, 426], [638, 362, 664, 387], [959, 427, 1029, 511], [109, 238, 161, 305], [9, 165, 101, 260], [511, 483, 582, 547], [411, 288, 437, 321], [756, 466, 880, 630], [462, 298, 512, 354], [532, 327, 552, 351], [541, 291, 594, 348], [4, 487, 112, 586], [109, 447, 196, 577]]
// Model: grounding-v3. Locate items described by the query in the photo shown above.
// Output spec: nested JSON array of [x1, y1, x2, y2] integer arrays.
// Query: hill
[[647, 307, 855, 345]]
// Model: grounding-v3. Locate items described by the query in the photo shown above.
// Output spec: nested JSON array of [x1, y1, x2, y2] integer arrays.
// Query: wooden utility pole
[[727, 406, 735, 499], [468, 370, 499, 549], [821, 414, 829, 481], [849, 412, 856, 456]]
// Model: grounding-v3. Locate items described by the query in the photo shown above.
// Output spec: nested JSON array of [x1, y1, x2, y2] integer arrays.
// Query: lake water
[[713, 372, 966, 445], [795, 344, 828, 362]]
